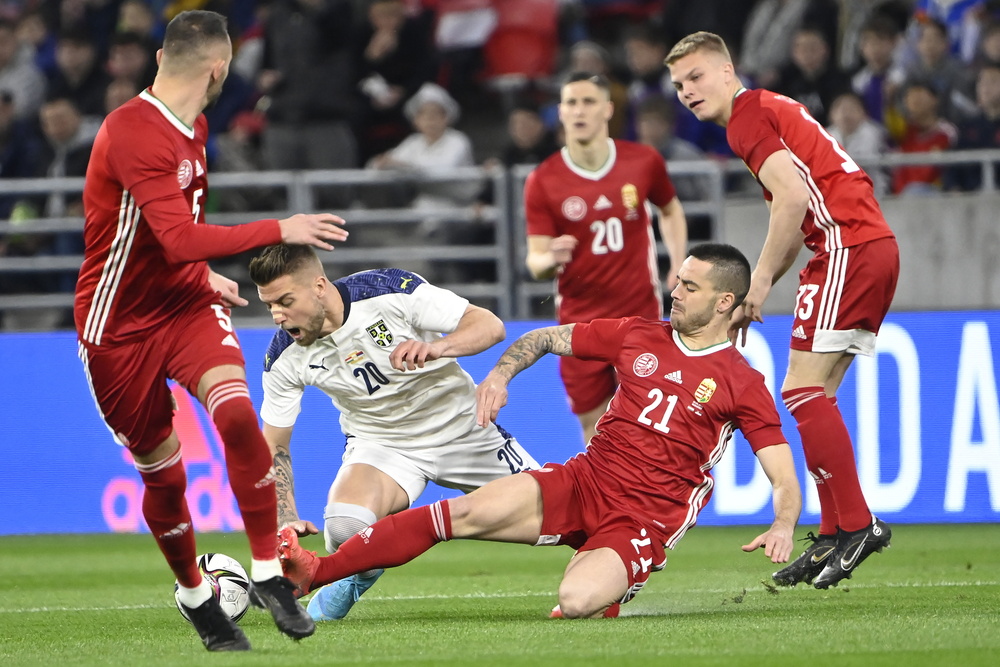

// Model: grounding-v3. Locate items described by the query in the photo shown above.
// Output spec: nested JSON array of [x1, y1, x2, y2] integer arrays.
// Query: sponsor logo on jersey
[[594, 194, 613, 210], [664, 370, 683, 384], [344, 350, 365, 364], [177, 159, 193, 188], [621, 183, 639, 218], [366, 319, 393, 347], [792, 325, 808, 339], [561, 196, 587, 221], [694, 377, 717, 403], [633, 352, 658, 377]]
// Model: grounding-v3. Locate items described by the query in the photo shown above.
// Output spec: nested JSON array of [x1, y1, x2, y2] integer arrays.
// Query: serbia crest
[[366, 320, 393, 347]]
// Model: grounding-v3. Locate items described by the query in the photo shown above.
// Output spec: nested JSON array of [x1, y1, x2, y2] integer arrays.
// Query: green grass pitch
[[1, 525, 998, 666]]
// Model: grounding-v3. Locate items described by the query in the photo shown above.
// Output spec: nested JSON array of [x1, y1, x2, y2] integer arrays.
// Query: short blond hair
[[665, 31, 732, 66]]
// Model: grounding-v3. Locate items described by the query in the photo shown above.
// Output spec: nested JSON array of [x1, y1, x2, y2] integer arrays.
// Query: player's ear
[[717, 292, 735, 314], [155, 48, 163, 66]]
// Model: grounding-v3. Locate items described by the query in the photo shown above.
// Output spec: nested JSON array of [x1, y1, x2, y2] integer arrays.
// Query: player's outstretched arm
[[390, 304, 504, 371], [742, 443, 801, 563], [278, 213, 349, 251], [657, 196, 688, 291], [263, 422, 318, 537], [476, 324, 575, 426]]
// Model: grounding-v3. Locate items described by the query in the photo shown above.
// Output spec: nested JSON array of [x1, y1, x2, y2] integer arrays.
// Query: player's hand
[[390, 339, 441, 371], [728, 280, 769, 346], [207, 270, 248, 307], [549, 235, 578, 267], [280, 519, 319, 537], [278, 213, 349, 251], [741, 522, 794, 563], [475, 372, 509, 427]]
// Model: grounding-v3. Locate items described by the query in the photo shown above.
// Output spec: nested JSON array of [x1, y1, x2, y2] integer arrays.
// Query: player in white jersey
[[249, 244, 540, 622]]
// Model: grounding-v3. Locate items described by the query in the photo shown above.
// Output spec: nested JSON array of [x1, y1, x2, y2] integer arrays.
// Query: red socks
[[314, 501, 452, 588], [137, 449, 200, 587], [782, 387, 871, 533], [207, 380, 279, 561]]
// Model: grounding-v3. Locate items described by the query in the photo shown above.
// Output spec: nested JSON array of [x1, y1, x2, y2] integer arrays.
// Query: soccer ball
[[174, 552, 251, 623]]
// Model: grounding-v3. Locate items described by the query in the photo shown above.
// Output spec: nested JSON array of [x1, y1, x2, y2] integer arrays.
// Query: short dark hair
[[687, 243, 751, 308], [563, 71, 611, 94], [162, 10, 229, 60], [249, 244, 323, 286], [860, 15, 900, 40]]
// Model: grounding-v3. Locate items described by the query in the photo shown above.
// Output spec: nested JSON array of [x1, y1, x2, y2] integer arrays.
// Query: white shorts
[[341, 423, 540, 505]]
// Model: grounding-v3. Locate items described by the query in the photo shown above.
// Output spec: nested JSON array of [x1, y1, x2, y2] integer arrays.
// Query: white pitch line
[[1, 580, 996, 614]]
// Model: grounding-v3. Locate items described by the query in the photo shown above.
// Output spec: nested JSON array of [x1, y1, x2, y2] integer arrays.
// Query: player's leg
[[555, 548, 628, 618], [309, 457, 411, 621], [560, 356, 616, 445], [281, 472, 545, 593]]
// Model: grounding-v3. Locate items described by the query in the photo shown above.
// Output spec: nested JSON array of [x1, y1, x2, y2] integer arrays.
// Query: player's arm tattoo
[[272, 442, 299, 526], [491, 324, 574, 382]]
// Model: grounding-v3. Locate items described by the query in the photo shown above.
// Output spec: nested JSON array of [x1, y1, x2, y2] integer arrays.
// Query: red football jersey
[[524, 140, 677, 325], [727, 89, 895, 254], [76, 90, 280, 345], [572, 317, 786, 548]]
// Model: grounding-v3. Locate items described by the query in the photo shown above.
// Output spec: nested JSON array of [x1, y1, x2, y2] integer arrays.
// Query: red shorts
[[526, 457, 668, 604], [78, 301, 247, 456], [559, 356, 617, 415], [791, 237, 899, 355]]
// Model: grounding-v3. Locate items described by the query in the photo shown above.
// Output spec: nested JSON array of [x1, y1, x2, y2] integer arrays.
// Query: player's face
[[257, 273, 329, 346], [669, 257, 724, 334], [668, 49, 736, 125], [559, 80, 612, 146]]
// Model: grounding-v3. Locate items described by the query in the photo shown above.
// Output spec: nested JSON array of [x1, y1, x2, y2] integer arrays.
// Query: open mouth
[[286, 327, 302, 339], [689, 100, 703, 110]]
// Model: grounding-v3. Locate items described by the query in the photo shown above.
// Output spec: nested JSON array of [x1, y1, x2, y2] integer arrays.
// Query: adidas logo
[[254, 466, 276, 489], [664, 370, 683, 384], [159, 522, 190, 539], [792, 325, 807, 339], [222, 334, 240, 348], [358, 527, 374, 544], [809, 467, 833, 484], [632, 561, 641, 576], [195, 160, 205, 177], [594, 194, 613, 210]]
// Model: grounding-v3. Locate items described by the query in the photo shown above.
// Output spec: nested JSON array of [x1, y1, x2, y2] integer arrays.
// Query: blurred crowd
[[4, 0, 1000, 327]]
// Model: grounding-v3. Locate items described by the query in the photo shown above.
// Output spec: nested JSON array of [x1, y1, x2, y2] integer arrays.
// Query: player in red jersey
[[277, 243, 800, 619], [666, 32, 898, 589], [524, 72, 688, 444], [74, 11, 348, 651]]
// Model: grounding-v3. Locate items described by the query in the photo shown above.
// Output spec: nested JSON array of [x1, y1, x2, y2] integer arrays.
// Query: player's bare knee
[[556, 586, 605, 619]]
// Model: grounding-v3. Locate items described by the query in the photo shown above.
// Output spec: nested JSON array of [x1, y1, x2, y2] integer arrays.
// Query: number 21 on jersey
[[637, 388, 678, 433]]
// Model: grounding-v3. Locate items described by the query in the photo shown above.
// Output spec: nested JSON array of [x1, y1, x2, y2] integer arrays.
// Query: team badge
[[561, 196, 587, 221], [344, 350, 365, 364], [633, 353, 658, 377], [621, 183, 639, 217], [694, 377, 717, 404], [177, 159, 193, 188], [366, 320, 393, 347]]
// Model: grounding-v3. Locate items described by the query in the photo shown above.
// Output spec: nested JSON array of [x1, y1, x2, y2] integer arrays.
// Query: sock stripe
[[134, 446, 182, 473], [782, 389, 826, 414], [206, 380, 251, 416], [430, 502, 449, 542]]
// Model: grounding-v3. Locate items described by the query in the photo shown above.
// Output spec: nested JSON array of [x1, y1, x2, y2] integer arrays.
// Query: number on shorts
[[636, 388, 678, 434], [210, 304, 233, 332], [795, 284, 820, 321], [353, 362, 391, 395], [497, 439, 525, 474], [590, 217, 624, 255]]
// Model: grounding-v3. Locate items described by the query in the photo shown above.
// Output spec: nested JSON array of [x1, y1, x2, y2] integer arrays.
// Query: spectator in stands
[[972, 19, 1000, 67], [0, 17, 47, 121], [259, 0, 358, 206], [901, 17, 976, 120], [774, 25, 852, 126], [851, 15, 906, 133], [912, 0, 987, 62], [46, 26, 111, 120], [0, 90, 41, 219], [635, 94, 707, 203], [566, 40, 627, 139], [739, 0, 839, 89], [105, 31, 157, 90], [892, 80, 957, 194], [16, 10, 58, 75], [103, 76, 138, 115], [827, 92, 889, 195], [353, 0, 435, 164], [117, 0, 164, 42], [626, 23, 729, 156], [946, 63, 1000, 191], [368, 82, 478, 210]]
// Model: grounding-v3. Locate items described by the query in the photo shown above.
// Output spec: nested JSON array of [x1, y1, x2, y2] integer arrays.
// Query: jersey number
[[590, 217, 624, 255], [353, 362, 390, 395], [798, 108, 860, 174], [496, 440, 526, 474], [795, 284, 820, 321], [637, 388, 678, 433], [191, 188, 203, 224]]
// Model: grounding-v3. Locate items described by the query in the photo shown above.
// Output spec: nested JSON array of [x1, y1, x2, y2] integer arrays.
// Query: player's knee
[[556, 585, 606, 619], [324, 503, 381, 578]]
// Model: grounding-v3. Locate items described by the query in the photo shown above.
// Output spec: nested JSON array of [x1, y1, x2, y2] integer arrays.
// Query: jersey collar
[[672, 328, 732, 356], [139, 88, 195, 139], [560, 138, 617, 181]]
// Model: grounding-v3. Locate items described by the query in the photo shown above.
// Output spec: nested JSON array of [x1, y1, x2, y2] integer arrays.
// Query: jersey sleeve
[[728, 96, 787, 176], [732, 371, 786, 452], [571, 317, 635, 364], [404, 281, 470, 333], [107, 115, 281, 264], [523, 167, 559, 237], [260, 357, 306, 429], [645, 147, 677, 207]]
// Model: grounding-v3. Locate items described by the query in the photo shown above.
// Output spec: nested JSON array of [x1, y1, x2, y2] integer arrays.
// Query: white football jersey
[[260, 269, 482, 449]]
